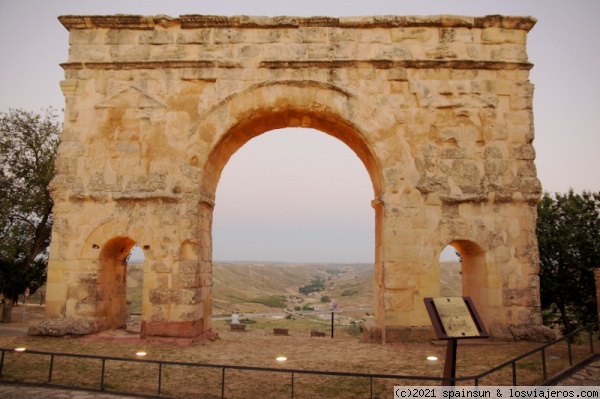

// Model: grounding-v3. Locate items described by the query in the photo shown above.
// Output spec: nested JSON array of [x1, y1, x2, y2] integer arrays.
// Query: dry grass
[[1, 311, 595, 398]]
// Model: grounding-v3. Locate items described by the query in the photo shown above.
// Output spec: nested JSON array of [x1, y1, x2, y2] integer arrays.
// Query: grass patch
[[0, 311, 593, 397], [0, 332, 592, 397], [126, 286, 143, 314], [229, 295, 287, 308]]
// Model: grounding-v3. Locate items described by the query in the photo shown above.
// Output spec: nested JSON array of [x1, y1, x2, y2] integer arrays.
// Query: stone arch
[[190, 80, 384, 201], [72, 220, 147, 332], [47, 13, 544, 341], [190, 79, 386, 324]]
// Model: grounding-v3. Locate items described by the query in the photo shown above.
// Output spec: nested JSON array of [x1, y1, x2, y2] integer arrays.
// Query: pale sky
[[1, 1, 598, 263]]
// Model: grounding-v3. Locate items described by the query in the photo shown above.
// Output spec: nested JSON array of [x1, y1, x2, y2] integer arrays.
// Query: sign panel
[[424, 296, 488, 339], [432, 297, 479, 337]]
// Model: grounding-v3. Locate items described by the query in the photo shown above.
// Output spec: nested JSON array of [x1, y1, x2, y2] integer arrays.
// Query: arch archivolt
[[190, 80, 386, 200], [46, 13, 544, 341]]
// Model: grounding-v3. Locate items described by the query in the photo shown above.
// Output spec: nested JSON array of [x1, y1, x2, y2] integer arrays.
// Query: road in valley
[[212, 305, 374, 320]]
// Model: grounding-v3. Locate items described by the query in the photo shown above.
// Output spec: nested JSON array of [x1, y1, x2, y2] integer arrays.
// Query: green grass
[[229, 295, 287, 308]]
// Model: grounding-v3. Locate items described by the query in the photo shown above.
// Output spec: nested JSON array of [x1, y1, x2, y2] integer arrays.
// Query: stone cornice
[[60, 59, 533, 71], [59, 14, 536, 31], [261, 60, 534, 71], [60, 61, 237, 71]]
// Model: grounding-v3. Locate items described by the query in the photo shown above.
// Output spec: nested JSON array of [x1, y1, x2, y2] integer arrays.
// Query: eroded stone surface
[[47, 13, 543, 341], [28, 318, 98, 336]]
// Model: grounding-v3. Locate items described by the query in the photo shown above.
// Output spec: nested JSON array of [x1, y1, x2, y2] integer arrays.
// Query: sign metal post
[[23, 288, 30, 323]]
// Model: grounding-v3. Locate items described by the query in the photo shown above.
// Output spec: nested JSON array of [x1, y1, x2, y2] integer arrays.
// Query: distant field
[[126, 261, 462, 315]]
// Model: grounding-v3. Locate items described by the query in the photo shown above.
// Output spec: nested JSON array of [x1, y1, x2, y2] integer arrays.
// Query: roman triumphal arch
[[47, 14, 545, 341]]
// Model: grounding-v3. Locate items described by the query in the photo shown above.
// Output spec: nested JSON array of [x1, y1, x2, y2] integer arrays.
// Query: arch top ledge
[[59, 14, 536, 31]]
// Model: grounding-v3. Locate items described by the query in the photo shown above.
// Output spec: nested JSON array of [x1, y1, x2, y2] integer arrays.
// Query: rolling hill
[[127, 261, 462, 315]]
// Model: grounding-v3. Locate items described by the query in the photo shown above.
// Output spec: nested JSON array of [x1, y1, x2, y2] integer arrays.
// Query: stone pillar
[[140, 260, 204, 339]]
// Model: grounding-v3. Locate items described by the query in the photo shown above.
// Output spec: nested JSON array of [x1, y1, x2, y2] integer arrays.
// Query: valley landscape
[[127, 261, 462, 319]]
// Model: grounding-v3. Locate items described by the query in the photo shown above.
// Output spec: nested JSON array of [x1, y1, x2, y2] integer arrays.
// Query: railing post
[[589, 328, 594, 354], [0, 350, 4, 377], [158, 363, 162, 395], [48, 354, 54, 383], [541, 348, 547, 381], [100, 358, 106, 391], [221, 367, 225, 399], [567, 339, 573, 366], [512, 362, 517, 386], [331, 312, 334, 339], [291, 371, 294, 399], [370, 376, 373, 399]]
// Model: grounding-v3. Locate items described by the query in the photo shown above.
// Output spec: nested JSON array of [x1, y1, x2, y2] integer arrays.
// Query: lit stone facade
[[48, 14, 543, 340]]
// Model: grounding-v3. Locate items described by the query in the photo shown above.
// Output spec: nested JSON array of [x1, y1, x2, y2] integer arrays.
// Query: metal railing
[[463, 321, 599, 386], [0, 322, 598, 398]]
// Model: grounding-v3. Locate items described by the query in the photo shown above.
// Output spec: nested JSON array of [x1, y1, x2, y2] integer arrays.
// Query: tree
[[537, 190, 600, 335], [0, 108, 60, 323], [299, 278, 325, 295]]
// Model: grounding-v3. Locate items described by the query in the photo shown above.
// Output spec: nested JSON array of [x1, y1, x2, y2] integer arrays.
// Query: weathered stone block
[[105, 30, 138, 45], [139, 30, 174, 45], [70, 29, 102, 45], [173, 273, 200, 289], [109, 44, 151, 61], [482, 28, 527, 44], [28, 318, 98, 337]]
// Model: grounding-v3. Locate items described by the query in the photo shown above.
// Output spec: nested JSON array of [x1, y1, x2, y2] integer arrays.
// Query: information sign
[[424, 296, 488, 340], [432, 297, 479, 338]]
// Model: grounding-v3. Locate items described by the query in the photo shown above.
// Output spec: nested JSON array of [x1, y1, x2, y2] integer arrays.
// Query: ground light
[[14, 347, 26, 352], [136, 351, 147, 357], [276, 356, 287, 362], [427, 356, 438, 361]]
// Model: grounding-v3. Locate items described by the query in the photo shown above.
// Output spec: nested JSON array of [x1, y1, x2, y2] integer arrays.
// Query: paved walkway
[[556, 358, 600, 386]]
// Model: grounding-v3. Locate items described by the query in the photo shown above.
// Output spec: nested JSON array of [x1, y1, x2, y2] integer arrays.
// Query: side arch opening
[[98, 236, 138, 331], [440, 244, 462, 297], [446, 240, 490, 329]]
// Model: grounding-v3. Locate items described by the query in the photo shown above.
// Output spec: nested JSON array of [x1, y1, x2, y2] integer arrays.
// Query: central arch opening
[[213, 128, 374, 263], [193, 82, 386, 334], [212, 127, 375, 325]]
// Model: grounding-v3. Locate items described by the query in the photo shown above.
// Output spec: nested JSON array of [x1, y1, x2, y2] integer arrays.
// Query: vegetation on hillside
[[207, 263, 375, 314], [299, 278, 326, 295], [229, 295, 287, 308]]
